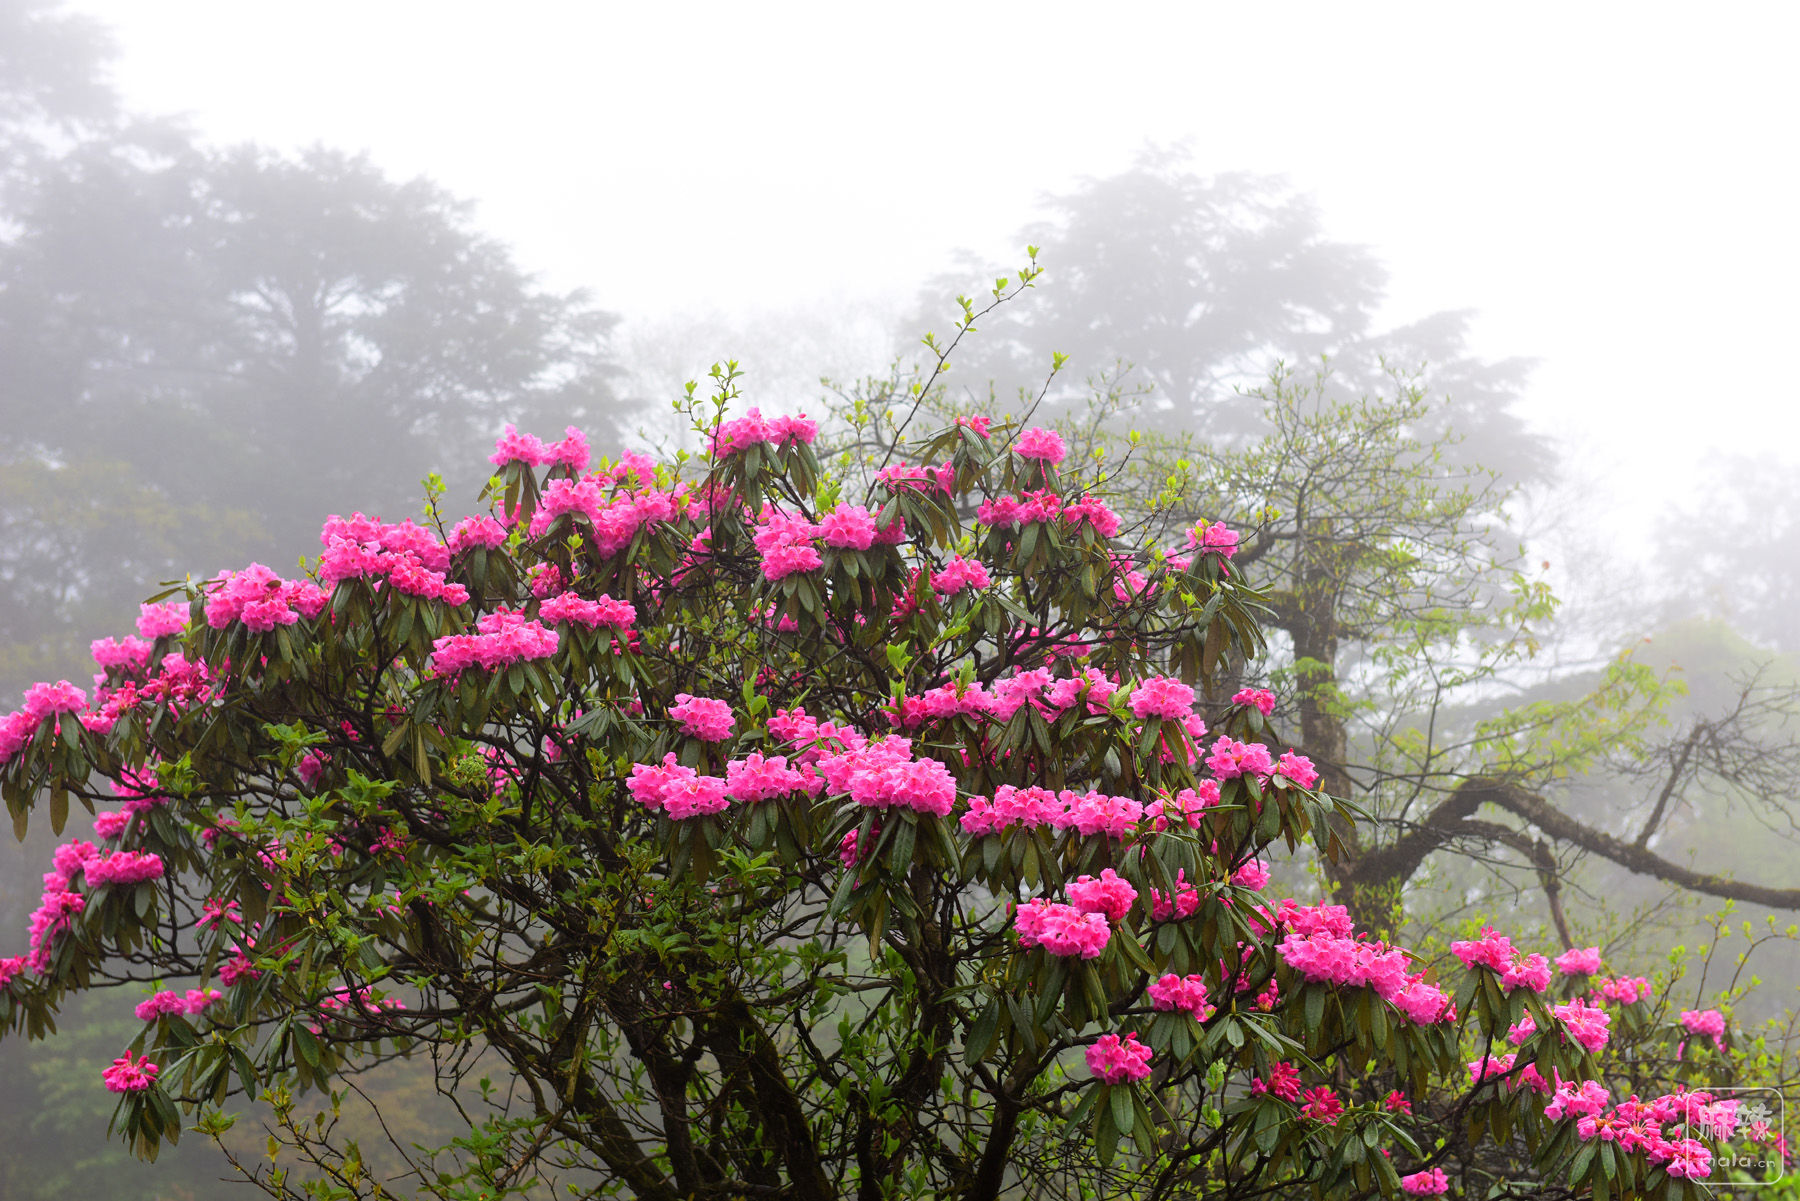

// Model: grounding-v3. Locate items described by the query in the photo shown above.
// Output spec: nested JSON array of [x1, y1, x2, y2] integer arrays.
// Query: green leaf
[[965, 997, 1001, 1066]]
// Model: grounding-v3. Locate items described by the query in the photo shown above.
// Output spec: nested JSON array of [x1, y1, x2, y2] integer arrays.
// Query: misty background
[[2, 1, 1798, 1196]]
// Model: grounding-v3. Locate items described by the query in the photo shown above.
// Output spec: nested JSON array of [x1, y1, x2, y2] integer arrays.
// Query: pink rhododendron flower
[[1556, 945, 1603, 975], [84, 850, 165, 887], [1544, 1079, 1612, 1121], [205, 563, 329, 631], [932, 555, 992, 594], [1598, 974, 1652, 1005], [1680, 1008, 1726, 1050], [1232, 687, 1277, 715], [1399, 1168, 1449, 1195], [1066, 869, 1138, 923], [1062, 495, 1121, 537], [136, 601, 188, 639], [23, 679, 87, 719], [1013, 426, 1066, 465], [447, 514, 509, 553], [1232, 859, 1272, 891], [1554, 996, 1612, 1053], [429, 609, 558, 676], [534, 592, 636, 631], [1300, 1086, 1343, 1125], [490, 423, 551, 467], [1275, 751, 1319, 789], [136, 990, 189, 1022], [1205, 737, 1275, 779], [724, 754, 809, 802], [1502, 952, 1552, 994], [102, 1050, 159, 1093], [956, 415, 991, 437], [1385, 1090, 1413, 1114], [1147, 782, 1219, 831], [1147, 973, 1214, 1020], [1149, 870, 1202, 921], [669, 695, 730, 741], [1014, 899, 1111, 958], [92, 811, 129, 840], [818, 503, 878, 550], [1250, 1061, 1303, 1102], [1130, 676, 1195, 721], [1084, 1032, 1152, 1083], [1185, 520, 1240, 558], [1451, 926, 1516, 972]]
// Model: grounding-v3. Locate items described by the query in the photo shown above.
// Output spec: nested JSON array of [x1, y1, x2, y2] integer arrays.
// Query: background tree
[[0, 123, 629, 699], [910, 149, 1544, 481]]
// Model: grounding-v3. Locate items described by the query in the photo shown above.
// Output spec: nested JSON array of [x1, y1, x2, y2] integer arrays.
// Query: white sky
[[62, 0, 1800, 554]]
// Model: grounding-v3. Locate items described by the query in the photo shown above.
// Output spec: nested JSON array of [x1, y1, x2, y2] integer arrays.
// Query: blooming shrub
[[0, 397, 1775, 1199]]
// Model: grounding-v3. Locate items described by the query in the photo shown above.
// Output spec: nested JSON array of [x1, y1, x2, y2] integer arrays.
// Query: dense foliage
[[0, 368, 1780, 1199]]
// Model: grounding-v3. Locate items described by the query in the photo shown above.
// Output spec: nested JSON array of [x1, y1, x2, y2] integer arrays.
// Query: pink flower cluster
[[1681, 1008, 1726, 1050], [447, 515, 509, 553], [816, 740, 959, 817], [959, 785, 1142, 839], [1232, 687, 1276, 715], [1185, 520, 1240, 559], [1554, 996, 1612, 1053], [818, 503, 879, 550], [1130, 676, 1196, 721], [490, 424, 592, 472], [84, 850, 166, 887], [0, 679, 91, 766], [1544, 1085, 1722, 1177], [670, 693, 735, 742], [755, 509, 825, 581], [1232, 860, 1272, 891], [1147, 783, 1220, 831], [1149, 870, 1201, 921], [1555, 945, 1603, 975], [1399, 1168, 1449, 1195], [1251, 1061, 1303, 1101], [205, 563, 329, 632], [875, 460, 954, 495], [1451, 926, 1552, 992], [135, 987, 222, 1021], [626, 755, 732, 820], [1597, 974, 1652, 1005], [92, 636, 154, 675], [893, 667, 1120, 730], [710, 407, 818, 457], [318, 513, 468, 606], [1066, 869, 1138, 922], [1204, 737, 1276, 780], [976, 490, 1062, 527], [724, 754, 812, 803], [102, 1051, 160, 1093], [1015, 899, 1111, 958], [1061, 495, 1121, 537], [1084, 1031, 1152, 1083], [1300, 1086, 1344, 1125], [1147, 972, 1214, 1021], [1467, 1053, 1551, 1093], [429, 609, 558, 676], [1013, 427, 1067, 466], [1275, 922, 1454, 1025], [931, 556, 992, 595], [528, 474, 678, 550], [137, 601, 188, 639]]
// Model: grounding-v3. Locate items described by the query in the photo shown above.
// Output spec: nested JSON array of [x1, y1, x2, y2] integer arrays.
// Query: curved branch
[[1351, 775, 1800, 912]]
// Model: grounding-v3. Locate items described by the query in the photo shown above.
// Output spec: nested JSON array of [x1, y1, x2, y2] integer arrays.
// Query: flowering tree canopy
[[0, 382, 1777, 1199]]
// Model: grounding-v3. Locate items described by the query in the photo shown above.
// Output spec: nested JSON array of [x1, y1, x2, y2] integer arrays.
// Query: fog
[[3, 2, 1799, 1196]]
